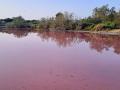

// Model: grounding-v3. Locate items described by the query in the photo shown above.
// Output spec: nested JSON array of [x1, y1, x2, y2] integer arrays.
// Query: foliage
[[0, 5, 120, 31], [6, 16, 30, 28], [80, 17, 102, 24], [55, 12, 65, 29], [103, 22, 116, 29], [85, 24, 95, 30], [92, 22, 116, 31], [93, 24, 105, 31]]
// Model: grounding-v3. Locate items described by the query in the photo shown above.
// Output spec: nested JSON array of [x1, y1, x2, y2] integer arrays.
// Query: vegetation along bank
[[0, 5, 120, 34]]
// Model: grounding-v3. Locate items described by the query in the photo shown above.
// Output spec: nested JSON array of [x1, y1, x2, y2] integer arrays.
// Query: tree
[[80, 16, 102, 24], [64, 12, 74, 30], [55, 12, 65, 29], [47, 17, 56, 29], [114, 10, 120, 28], [107, 7, 116, 21], [6, 16, 30, 28], [92, 5, 109, 21]]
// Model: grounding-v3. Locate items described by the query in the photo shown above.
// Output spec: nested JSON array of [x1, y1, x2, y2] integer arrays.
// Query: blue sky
[[0, 0, 120, 19]]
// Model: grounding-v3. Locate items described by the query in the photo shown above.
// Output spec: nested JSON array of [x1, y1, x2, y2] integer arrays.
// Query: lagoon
[[0, 30, 120, 90]]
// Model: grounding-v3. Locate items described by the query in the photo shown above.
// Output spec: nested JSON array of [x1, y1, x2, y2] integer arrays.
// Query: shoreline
[[66, 29, 120, 35], [1, 28, 120, 35]]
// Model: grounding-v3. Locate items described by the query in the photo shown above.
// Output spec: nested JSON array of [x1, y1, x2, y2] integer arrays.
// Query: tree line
[[0, 5, 120, 31]]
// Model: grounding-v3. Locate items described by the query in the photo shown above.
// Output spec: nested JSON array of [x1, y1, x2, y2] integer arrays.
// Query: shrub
[[93, 22, 116, 31], [79, 23, 91, 30], [93, 24, 105, 31], [84, 24, 95, 30], [80, 17, 102, 24], [103, 22, 116, 29], [6, 16, 30, 28]]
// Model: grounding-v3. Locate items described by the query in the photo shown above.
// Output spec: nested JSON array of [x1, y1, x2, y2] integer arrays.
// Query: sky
[[0, 0, 120, 20]]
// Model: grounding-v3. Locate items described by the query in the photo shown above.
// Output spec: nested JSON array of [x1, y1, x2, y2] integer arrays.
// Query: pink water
[[0, 31, 120, 90]]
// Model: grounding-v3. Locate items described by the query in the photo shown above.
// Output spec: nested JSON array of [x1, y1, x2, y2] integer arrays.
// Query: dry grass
[[109, 29, 120, 33]]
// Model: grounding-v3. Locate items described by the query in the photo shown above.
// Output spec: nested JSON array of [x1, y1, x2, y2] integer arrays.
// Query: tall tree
[[92, 5, 109, 21], [55, 12, 65, 28], [64, 12, 74, 30], [108, 7, 116, 21]]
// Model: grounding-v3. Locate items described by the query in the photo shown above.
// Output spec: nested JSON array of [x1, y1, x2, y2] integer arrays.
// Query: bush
[[84, 24, 95, 30], [93, 22, 116, 31], [79, 23, 90, 30], [6, 16, 31, 28], [80, 17, 102, 24], [93, 24, 105, 31], [103, 22, 116, 29]]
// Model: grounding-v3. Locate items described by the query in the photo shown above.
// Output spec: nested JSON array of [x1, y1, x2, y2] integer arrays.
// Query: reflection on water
[[37, 31, 120, 54], [0, 30, 120, 90], [3, 30, 120, 55]]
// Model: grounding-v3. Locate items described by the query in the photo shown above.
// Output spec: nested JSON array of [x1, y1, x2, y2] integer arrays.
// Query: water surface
[[0, 30, 120, 90]]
